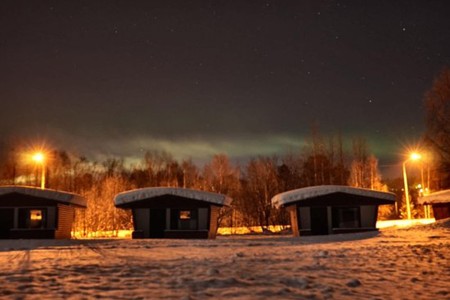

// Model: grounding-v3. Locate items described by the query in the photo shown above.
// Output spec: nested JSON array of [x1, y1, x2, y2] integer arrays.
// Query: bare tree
[[75, 169, 132, 237], [202, 154, 239, 193], [348, 137, 368, 188], [301, 125, 346, 186], [0, 145, 18, 185], [243, 156, 281, 231], [332, 133, 349, 185], [348, 138, 384, 191], [202, 154, 240, 228], [278, 150, 305, 190], [180, 158, 200, 189], [144, 150, 174, 186], [424, 67, 450, 189]]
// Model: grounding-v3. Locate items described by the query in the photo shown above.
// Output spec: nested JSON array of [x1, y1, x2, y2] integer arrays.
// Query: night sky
[[1, 1, 449, 175]]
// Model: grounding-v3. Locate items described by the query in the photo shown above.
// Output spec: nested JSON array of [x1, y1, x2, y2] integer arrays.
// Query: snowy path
[[0, 223, 449, 299]]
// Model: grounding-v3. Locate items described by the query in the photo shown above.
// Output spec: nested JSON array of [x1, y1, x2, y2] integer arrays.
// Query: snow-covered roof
[[272, 185, 396, 208], [418, 189, 450, 204], [115, 187, 232, 207], [0, 185, 87, 207]]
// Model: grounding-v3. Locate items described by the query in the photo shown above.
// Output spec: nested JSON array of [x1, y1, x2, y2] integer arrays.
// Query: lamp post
[[402, 152, 421, 220], [32, 152, 46, 189]]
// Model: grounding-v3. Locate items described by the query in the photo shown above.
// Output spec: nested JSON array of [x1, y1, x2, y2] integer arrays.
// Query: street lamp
[[32, 152, 46, 189], [402, 152, 421, 219]]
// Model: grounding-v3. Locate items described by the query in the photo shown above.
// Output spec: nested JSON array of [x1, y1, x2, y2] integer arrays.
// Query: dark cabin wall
[[132, 208, 150, 237], [359, 205, 378, 228], [131, 206, 216, 239], [288, 202, 380, 236]]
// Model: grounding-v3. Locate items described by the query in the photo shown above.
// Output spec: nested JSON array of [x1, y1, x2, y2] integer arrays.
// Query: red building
[[419, 189, 450, 220]]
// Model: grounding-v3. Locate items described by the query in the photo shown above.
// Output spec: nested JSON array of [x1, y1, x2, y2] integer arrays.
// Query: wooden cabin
[[272, 185, 395, 236], [419, 189, 450, 220], [0, 186, 87, 239], [114, 187, 232, 239]]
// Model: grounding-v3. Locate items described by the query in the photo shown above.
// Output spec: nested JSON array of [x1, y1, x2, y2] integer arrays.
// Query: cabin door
[[0, 209, 14, 238], [149, 209, 166, 238], [310, 206, 329, 235]]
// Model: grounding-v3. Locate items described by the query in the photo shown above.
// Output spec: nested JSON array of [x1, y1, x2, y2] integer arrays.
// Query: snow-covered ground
[[1, 220, 449, 299]]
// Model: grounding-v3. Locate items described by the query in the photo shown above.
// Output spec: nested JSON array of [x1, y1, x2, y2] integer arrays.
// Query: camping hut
[[419, 189, 450, 220], [271, 185, 395, 236], [0, 186, 87, 239], [114, 187, 232, 239]]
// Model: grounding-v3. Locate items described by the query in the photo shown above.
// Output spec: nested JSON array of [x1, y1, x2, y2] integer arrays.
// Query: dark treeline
[[1, 132, 406, 236]]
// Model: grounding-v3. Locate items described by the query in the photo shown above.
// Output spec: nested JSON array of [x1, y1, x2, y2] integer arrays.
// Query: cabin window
[[170, 209, 198, 230], [18, 208, 46, 229], [179, 210, 191, 220], [332, 207, 360, 229]]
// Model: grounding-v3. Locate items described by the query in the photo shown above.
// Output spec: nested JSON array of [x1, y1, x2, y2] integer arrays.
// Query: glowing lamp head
[[410, 152, 422, 161], [32, 152, 45, 163]]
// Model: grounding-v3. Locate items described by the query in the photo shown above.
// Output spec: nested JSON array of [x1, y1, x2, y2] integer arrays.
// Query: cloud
[[70, 133, 308, 165]]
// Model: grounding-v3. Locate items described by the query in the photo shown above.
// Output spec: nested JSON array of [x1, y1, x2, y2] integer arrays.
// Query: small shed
[[114, 187, 232, 239], [272, 185, 395, 236], [419, 189, 450, 220], [0, 186, 87, 239]]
